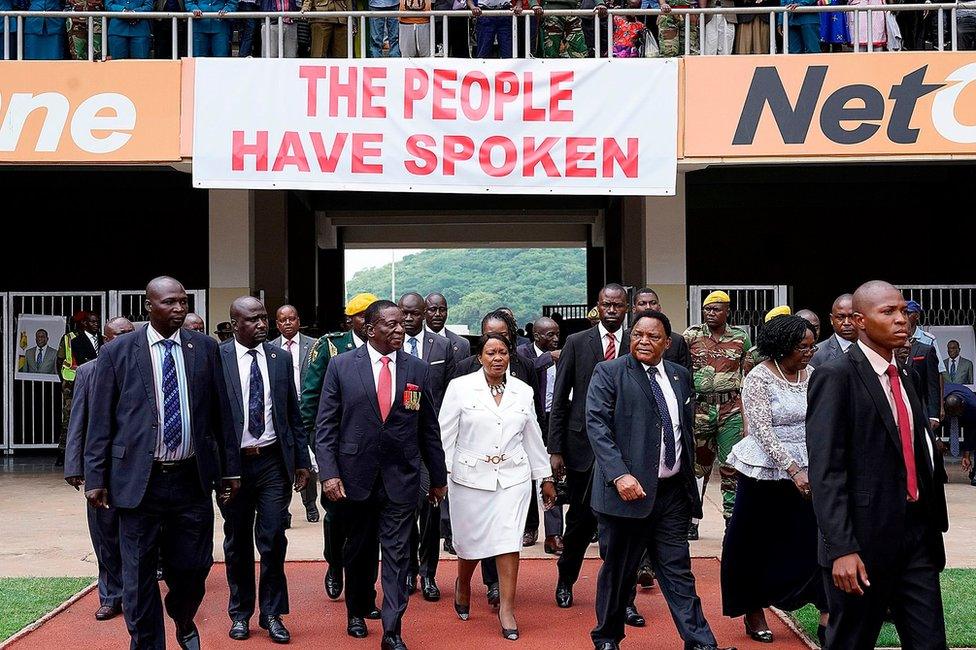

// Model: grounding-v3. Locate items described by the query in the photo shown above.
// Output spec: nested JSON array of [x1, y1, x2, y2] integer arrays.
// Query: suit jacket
[[299, 330, 357, 432], [184, 0, 238, 32], [84, 325, 239, 509], [435, 328, 471, 364], [24, 346, 57, 374], [451, 351, 543, 431], [63, 360, 96, 479], [585, 354, 701, 520], [106, 0, 153, 37], [71, 332, 102, 366], [809, 333, 847, 369], [548, 325, 631, 472], [905, 340, 941, 420], [806, 344, 949, 574], [516, 342, 554, 418], [416, 331, 455, 410], [314, 346, 447, 504], [943, 356, 974, 385], [623, 329, 691, 372], [272, 333, 315, 388], [24, 0, 64, 35], [219, 340, 311, 479]]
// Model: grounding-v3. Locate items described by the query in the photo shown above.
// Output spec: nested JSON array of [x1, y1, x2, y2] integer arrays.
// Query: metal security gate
[[898, 286, 976, 327], [688, 285, 790, 341], [5, 292, 105, 450], [109, 289, 208, 327]]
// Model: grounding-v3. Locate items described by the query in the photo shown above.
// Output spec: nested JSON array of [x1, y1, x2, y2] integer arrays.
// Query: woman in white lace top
[[721, 315, 828, 645]]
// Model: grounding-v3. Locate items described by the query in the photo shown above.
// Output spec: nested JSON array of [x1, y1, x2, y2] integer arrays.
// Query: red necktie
[[378, 356, 392, 422], [605, 333, 616, 361], [886, 364, 918, 502]]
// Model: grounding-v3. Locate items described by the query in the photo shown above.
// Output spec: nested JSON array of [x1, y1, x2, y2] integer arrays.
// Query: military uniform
[[683, 322, 755, 519], [657, 0, 699, 57], [532, 0, 588, 58], [66, 0, 103, 60]]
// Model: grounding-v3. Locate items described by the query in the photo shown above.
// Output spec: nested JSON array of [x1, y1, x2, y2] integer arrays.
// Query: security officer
[[657, 0, 702, 57]]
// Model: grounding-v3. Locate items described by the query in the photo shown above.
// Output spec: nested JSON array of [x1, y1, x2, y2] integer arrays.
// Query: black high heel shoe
[[498, 612, 519, 641], [453, 579, 470, 621], [744, 619, 774, 643]]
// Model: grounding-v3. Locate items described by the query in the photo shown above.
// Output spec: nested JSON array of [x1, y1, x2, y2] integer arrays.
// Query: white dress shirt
[[281, 335, 302, 394], [147, 326, 193, 461], [836, 333, 854, 352], [236, 341, 277, 448], [85, 331, 100, 352], [352, 332, 366, 349], [598, 322, 623, 359], [643, 360, 683, 478], [367, 342, 397, 409], [535, 343, 556, 413], [405, 332, 425, 359]]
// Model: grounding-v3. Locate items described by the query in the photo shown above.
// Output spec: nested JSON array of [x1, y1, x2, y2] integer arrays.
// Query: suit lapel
[[395, 351, 410, 413], [663, 361, 686, 432], [626, 356, 658, 411], [849, 346, 902, 453], [221, 343, 244, 410], [474, 380, 502, 415], [422, 336, 434, 362], [356, 347, 383, 422], [182, 331, 197, 395], [589, 326, 605, 363], [133, 327, 158, 414]]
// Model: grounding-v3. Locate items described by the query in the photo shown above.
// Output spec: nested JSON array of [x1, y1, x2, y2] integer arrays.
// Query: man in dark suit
[[810, 293, 856, 368], [517, 316, 565, 554], [399, 291, 455, 602], [220, 297, 312, 643], [549, 283, 631, 610], [316, 299, 448, 650], [272, 303, 320, 523], [183, 313, 207, 333], [71, 311, 103, 366], [807, 280, 949, 650], [424, 292, 471, 362], [85, 276, 239, 650], [64, 316, 135, 622], [896, 338, 942, 429], [632, 287, 692, 371], [586, 309, 731, 650]]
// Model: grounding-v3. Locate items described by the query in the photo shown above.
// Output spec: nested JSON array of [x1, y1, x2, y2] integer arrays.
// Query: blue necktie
[[951, 417, 961, 458], [951, 360, 957, 383], [247, 350, 265, 438], [408, 337, 419, 357], [648, 366, 676, 470], [35, 348, 42, 366], [161, 340, 183, 452]]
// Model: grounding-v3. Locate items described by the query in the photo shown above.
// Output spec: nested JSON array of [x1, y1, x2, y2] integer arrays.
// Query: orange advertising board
[[683, 53, 976, 158], [0, 60, 181, 162]]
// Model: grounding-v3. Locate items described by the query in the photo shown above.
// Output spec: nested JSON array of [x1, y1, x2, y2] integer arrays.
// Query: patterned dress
[[820, 0, 851, 44], [612, 16, 643, 57]]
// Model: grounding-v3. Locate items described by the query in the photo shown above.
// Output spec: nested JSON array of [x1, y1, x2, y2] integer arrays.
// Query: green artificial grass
[[790, 568, 976, 647], [0, 576, 93, 641]]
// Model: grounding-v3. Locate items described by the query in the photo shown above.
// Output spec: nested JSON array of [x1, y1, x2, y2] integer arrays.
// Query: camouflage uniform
[[657, 0, 699, 57], [66, 0, 103, 60], [531, 0, 587, 58], [683, 323, 755, 519]]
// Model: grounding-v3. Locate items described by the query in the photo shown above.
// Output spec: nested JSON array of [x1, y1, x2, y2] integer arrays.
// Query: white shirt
[[367, 342, 397, 408], [405, 332, 425, 359], [535, 343, 556, 413], [835, 333, 854, 352], [34, 345, 50, 363], [147, 326, 193, 461], [856, 340, 933, 468], [598, 322, 623, 359], [427, 325, 446, 339], [643, 360, 683, 478], [85, 331, 99, 352], [236, 341, 277, 448], [352, 332, 366, 349], [281, 335, 302, 395]]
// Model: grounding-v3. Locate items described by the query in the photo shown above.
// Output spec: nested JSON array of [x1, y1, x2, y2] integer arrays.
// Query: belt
[[695, 390, 740, 406], [484, 453, 508, 464], [242, 441, 279, 457], [153, 457, 196, 472]]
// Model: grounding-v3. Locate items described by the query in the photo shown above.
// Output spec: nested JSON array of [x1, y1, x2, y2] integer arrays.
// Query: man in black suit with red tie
[[807, 280, 949, 650], [316, 300, 448, 650]]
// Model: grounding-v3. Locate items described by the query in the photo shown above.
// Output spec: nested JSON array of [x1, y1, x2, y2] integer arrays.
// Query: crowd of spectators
[[0, 0, 968, 60]]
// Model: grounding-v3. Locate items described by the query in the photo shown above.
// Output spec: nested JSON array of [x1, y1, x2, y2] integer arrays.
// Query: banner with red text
[[192, 58, 678, 195]]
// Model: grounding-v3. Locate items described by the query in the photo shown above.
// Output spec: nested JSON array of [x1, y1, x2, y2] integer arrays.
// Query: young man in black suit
[[807, 280, 949, 650], [219, 297, 312, 643]]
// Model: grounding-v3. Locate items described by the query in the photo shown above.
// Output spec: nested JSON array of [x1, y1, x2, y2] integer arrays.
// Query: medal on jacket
[[403, 383, 421, 411]]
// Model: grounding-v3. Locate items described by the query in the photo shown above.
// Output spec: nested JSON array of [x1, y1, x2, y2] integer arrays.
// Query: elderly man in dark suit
[[632, 287, 692, 371], [810, 293, 857, 368], [807, 281, 948, 649], [64, 316, 135, 622], [549, 283, 630, 611], [85, 276, 239, 650], [316, 299, 448, 650], [220, 297, 312, 643], [586, 310, 730, 650]]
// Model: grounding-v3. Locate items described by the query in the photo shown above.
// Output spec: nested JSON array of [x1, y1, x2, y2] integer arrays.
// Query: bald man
[[807, 281, 948, 650], [184, 313, 206, 333], [810, 294, 856, 368], [795, 309, 821, 341]]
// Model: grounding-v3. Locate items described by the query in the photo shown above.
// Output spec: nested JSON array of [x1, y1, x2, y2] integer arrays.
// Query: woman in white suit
[[440, 333, 556, 641]]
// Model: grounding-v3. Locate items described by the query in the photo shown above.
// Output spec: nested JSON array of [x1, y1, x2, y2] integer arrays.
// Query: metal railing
[[0, 4, 971, 61]]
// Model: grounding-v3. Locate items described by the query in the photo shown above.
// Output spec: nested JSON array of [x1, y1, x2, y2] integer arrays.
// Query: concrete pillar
[[208, 189, 254, 332], [253, 191, 289, 313], [644, 171, 688, 332]]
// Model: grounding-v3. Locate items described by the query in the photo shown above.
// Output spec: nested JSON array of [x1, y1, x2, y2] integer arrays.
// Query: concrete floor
[[1, 457, 973, 578]]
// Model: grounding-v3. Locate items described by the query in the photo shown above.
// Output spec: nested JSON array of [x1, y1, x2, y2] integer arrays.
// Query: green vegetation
[[0, 576, 93, 641], [790, 568, 976, 647], [346, 248, 587, 331]]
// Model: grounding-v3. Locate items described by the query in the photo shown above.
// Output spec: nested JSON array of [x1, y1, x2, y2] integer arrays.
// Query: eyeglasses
[[795, 344, 819, 354]]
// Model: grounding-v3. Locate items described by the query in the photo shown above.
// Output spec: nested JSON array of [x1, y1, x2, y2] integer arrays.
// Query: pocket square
[[430, 360, 445, 365]]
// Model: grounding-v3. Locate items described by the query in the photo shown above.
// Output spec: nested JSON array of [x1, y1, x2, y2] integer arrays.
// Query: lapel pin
[[187, 343, 193, 349], [271, 353, 277, 359]]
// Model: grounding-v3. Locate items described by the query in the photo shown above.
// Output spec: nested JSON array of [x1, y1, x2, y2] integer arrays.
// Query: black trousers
[[409, 462, 441, 579], [118, 461, 214, 650], [823, 503, 947, 650], [219, 450, 292, 621], [557, 466, 598, 585], [341, 480, 415, 634], [301, 468, 319, 511], [88, 503, 122, 608], [592, 476, 716, 648], [152, 18, 187, 59], [322, 498, 347, 569]]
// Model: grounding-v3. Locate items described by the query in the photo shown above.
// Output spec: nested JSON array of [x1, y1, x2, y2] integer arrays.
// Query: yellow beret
[[586, 306, 599, 320], [345, 293, 380, 316], [703, 290, 731, 307], [764, 305, 792, 322]]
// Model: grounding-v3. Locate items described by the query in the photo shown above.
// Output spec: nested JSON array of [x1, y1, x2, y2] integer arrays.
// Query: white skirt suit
[[439, 370, 552, 560]]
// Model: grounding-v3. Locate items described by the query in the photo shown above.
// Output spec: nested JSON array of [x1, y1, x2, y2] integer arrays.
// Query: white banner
[[192, 58, 678, 195]]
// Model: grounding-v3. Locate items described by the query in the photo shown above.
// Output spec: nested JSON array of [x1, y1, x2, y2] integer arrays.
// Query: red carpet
[[7, 558, 811, 649]]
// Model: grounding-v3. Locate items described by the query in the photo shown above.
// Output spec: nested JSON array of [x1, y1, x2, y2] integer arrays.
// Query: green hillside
[[346, 248, 587, 331]]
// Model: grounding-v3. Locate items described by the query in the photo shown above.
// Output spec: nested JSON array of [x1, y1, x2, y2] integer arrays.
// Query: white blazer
[[439, 370, 552, 492]]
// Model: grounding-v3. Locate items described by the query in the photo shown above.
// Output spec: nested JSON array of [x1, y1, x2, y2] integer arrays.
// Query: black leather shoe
[[346, 616, 368, 638], [443, 538, 456, 555], [406, 572, 418, 595], [306, 506, 320, 523], [454, 578, 470, 621], [745, 624, 773, 643], [555, 581, 573, 608], [261, 615, 290, 644], [625, 605, 646, 627], [325, 566, 343, 600], [94, 604, 122, 621], [366, 606, 382, 620], [486, 582, 500, 609], [595, 643, 619, 650], [381, 633, 408, 650], [176, 622, 201, 650], [687, 522, 699, 541], [637, 566, 655, 589], [421, 577, 440, 601], [229, 620, 250, 640], [521, 529, 538, 547]]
